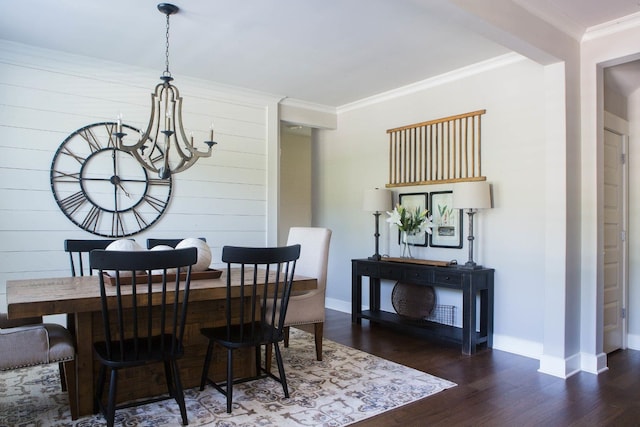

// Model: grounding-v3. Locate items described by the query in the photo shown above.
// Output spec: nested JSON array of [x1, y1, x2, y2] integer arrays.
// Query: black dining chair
[[146, 237, 206, 249], [54, 239, 118, 391], [65, 239, 119, 276], [199, 244, 300, 413], [89, 247, 197, 427]]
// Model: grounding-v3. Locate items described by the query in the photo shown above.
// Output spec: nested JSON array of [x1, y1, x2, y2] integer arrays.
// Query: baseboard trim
[[324, 299, 609, 377]]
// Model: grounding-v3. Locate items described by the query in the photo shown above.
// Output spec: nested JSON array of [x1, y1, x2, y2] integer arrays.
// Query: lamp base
[[458, 261, 482, 270], [368, 254, 382, 261]]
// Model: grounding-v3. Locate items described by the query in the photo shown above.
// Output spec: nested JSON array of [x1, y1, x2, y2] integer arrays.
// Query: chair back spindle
[[65, 239, 118, 276]]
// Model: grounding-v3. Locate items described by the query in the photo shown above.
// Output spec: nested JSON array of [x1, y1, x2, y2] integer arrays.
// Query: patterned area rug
[[0, 329, 456, 426]]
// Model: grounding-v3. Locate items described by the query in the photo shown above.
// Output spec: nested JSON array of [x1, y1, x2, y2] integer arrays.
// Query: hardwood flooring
[[302, 309, 640, 427]]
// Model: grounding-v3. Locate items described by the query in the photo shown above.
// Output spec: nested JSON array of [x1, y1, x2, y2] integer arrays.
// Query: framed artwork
[[397, 192, 429, 247], [429, 191, 463, 248]]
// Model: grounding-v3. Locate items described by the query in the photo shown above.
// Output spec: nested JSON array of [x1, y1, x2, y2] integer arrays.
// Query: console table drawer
[[378, 265, 404, 280], [433, 271, 463, 286], [356, 263, 379, 277], [403, 267, 433, 283]]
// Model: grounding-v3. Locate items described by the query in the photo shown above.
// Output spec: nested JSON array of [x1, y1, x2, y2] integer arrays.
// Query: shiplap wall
[[0, 40, 280, 311]]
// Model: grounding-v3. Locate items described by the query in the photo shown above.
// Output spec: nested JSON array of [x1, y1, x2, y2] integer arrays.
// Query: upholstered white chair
[[281, 227, 332, 360]]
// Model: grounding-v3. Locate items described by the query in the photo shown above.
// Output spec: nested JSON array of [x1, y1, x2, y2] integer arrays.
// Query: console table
[[352, 258, 494, 355]]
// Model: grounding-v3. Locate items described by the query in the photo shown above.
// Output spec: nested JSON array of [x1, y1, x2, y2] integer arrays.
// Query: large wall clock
[[50, 122, 172, 237]]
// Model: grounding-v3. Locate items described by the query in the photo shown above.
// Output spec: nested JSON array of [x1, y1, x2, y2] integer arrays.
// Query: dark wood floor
[[304, 309, 640, 427]]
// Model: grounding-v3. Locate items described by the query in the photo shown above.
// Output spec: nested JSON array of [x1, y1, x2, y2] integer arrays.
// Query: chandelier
[[118, 3, 216, 179]]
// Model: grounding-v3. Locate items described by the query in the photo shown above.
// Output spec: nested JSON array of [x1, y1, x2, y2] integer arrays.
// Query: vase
[[401, 231, 414, 258]]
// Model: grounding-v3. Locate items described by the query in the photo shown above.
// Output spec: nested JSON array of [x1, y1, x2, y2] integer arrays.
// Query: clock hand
[[117, 182, 131, 198]]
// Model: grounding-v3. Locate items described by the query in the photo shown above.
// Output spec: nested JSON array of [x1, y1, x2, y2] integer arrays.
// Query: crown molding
[[582, 11, 640, 41], [279, 97, 337, 115], [337, 53, 525, 114]]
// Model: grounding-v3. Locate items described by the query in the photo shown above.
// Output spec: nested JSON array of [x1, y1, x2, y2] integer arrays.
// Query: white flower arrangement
[[386, 204, 434, 235]]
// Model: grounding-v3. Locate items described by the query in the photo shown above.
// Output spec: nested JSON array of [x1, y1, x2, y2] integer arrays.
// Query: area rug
[[0, 329, 456, 426]]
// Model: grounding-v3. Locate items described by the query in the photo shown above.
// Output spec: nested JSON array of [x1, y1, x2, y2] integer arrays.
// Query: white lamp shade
[[452, 181, 492, 209], [363, 188, 392, 212]]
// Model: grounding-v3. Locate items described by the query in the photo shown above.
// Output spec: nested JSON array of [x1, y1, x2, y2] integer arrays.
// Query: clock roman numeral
[[81, 205, 101, 233], [131, 208, 149, 229], [59, 191, 88, 215], [140, 194, 169, 213], [59, 146, 87, 165], [112, 211, 125, 237], [51, 170, 81, 183], [148, 178, 170, 187], [78, 127, 103, 153], [105, 123, 119, 148]]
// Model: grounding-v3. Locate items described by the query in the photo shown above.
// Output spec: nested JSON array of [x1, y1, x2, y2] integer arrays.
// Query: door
[[603, 127, 627, 353]]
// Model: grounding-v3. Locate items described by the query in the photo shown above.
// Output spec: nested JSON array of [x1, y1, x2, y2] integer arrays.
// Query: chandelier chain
[[164, 12, 171, 77]]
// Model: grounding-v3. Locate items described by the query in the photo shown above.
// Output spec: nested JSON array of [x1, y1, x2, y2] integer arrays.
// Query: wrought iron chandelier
[[119, 3, 216, 179]]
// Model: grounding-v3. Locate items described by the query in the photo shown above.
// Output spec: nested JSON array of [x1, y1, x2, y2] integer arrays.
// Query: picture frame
[[429, 191, 463, 248], [397, 192, 429, 247]]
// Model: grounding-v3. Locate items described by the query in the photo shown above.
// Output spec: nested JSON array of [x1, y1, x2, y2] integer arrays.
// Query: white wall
[[315, 55, 549, 357], [0, 41, 280, 312]]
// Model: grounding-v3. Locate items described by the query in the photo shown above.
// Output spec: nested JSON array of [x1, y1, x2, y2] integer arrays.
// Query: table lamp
[[452, 181, 491, 269], [363, 188, 392, 260]]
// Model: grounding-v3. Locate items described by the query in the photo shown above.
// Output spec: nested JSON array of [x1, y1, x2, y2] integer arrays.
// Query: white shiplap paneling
[[0, 40, 280, 312]]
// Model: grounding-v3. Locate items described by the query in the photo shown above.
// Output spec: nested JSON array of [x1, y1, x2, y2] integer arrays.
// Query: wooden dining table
[[6, 270, 317, 417]]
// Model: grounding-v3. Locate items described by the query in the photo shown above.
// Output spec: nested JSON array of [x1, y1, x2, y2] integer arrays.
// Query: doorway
[[278, 123, 313, 245]]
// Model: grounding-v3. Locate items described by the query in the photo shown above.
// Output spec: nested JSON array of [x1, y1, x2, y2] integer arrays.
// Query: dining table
[[6, 269, 317, 417]]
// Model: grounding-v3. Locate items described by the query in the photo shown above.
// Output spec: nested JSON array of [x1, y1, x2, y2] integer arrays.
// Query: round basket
[[391, 282, 436, 319]]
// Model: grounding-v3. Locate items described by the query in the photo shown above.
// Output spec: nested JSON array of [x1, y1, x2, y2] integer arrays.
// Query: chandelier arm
[[169, 83, 214, 160], [122, 146, 161, 174], [168, 88, 191, 161], [170, 151, 209, 174]]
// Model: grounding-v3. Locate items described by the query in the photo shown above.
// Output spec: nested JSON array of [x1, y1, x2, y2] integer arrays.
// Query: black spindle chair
[[60, 239, 117, 390], [90, 247, 197, 427], [199, 244, 300, 413], [64, 239, 118, 276]]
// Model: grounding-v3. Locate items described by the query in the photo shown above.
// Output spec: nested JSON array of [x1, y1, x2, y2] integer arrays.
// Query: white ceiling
[[1, 0, 639, 107]]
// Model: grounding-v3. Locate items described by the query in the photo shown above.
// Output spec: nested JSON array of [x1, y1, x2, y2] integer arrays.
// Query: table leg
[[369, 278, 381, 312], [352, 270, 362, 324], [461, 285, 477, 355], [486, 280, 494, 348], [74, 312, 95, 416]]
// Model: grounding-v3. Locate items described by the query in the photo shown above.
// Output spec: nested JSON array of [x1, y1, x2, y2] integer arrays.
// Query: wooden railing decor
[[386, 110, 487, 187]]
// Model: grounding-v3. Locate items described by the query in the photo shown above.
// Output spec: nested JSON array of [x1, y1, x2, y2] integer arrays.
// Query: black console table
[[352, 258, 494, 355]]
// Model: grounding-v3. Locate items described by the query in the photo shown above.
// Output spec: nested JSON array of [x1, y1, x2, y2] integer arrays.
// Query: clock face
[[50, 122, 172, 237]]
